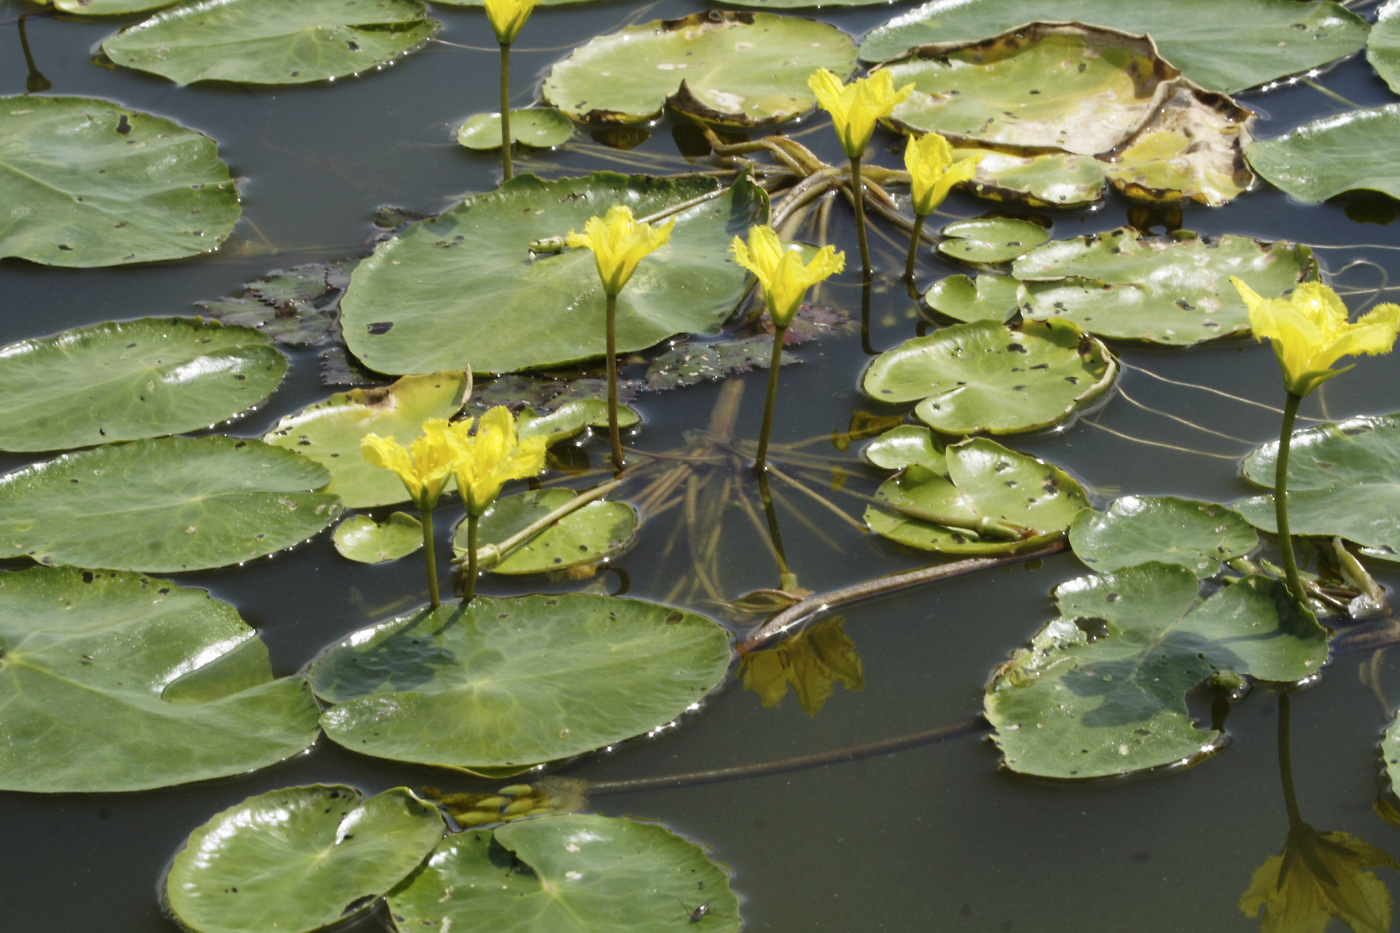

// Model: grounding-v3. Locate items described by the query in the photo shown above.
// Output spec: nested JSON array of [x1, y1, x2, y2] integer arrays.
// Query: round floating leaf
[[167, 785, 444, 933], [859, 0, 1369, 95], [334, 513, 422, 564], [457, 108, 574, 150], [1014, 228, 1316, 346], [341, 172, 765, 374], [1384, 706, 1400, 799], [986, 563, 1329, 779], [542, 11, 856, 126], [0, 435, 342, 572], [923, 274, 1022, 324], [457, 489, 637, 575], [862, 319, 1116, 435], [263, 372, 470, 509], [0, 96, 240, 267], [0, 318, 285, 453], [1371, 1, 1400, 94], [937, 217, 1050, 266], [960, 147, 1106, 208], [388, 814, 739, 933], [104, 0, 438, 86], [862, 424, 946, 472], [307, 594, 731, 771], [519, 399, 640, 445], [55, 0, 178, 14], [1236, 413, 1400, 556], [865, 438, 1087, 555], [0, 566, 320, 793], [1247, 105, 1400, 204], [1069, 495, 1259, 579]]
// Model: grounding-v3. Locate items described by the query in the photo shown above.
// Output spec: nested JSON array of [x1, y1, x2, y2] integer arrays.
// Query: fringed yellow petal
[[906, 132, 982, 216], [447, 407, 547, 515], [566, 205, 674, 296], [809, 68, 914, 158], [731, 225, 845, 327]]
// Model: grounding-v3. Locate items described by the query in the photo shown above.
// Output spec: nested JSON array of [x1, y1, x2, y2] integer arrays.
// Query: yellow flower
[[1232, 278, 1400, 396], [361, 419, 456, 510], [905, 132, 982, 217], [731, 225, 845, 328], [1240, 824, 1400, 933], [483, 0, 536, 44], [808, 68, 914, 159], [446, 407, 547, 515], [566, 205, 675, 297]]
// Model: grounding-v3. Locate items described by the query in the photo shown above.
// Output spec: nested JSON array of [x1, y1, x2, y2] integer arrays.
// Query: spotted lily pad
[[986, 563, 1329, 779], [861, 425, 946, 472], [958, 147, 1106, 208], [1069, 496, 1259, 578], [0, 436, 342, 573], [1384, 706, 1400, 797], [1236, 413, 1400, 558], [1246, 105, 1400, 204], [387, 814, 740, 932], [307, 594, 731, 772], [263, 372, 470, 508], [542, 11, 856, 126], [0, 318, 285, 453], [334, 513, 422, 564], [458, 109, 574, 150], [1014, 228, 1316, 346], [103, 0, 439, 86], [923, 274, 1021, 323], [341, 172, 765, 374], [862, 319, 1116, 435], [167, 785, 444, 933], [457, 489, 637, 575], [0, 96, 240, 267], [937, 217, 1050, 266], [865, 438, 1087, 555], [0, 566, 321, 793]]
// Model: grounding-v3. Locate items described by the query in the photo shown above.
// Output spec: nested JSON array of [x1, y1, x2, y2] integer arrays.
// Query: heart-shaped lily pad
[[937, 217, 1050, 266], [0, 96, 240, 267], [0, 435, 342, 572], [1014, 229, 1316, 346], [865, 438, 1087, 555], [959, 147, 1106, 208], [987, 564, 1328, 779], [0, 318, 285, 452], [1246, 105, 1400, 204], [103, 0, 439, 86], [1069, 495, 1258, 578], [458, 109, 574, 150], [55, 0, 177, 13], [519, 399, 640, 445], [923, 274, 1022, 323], [167, 785, 444, 933], [542, 11, 856, 126], [263, 372, 470, 509], [341, 172, 765, 374], [862, 319, 1116, 435], [1369, 0, 1400, 95], [0, 566, 320, 793], [457, 489, 638, 575], [387, 814, 740, 932], [307, 594, 731, 772], [1236, 413, 1400, 557], [1384, 706, 1400, 798], [334, 513, 422, 563], [861, 425, 946, 472]]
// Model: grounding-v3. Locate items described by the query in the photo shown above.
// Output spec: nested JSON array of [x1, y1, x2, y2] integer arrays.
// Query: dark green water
[[3, 0, 1400, 929]]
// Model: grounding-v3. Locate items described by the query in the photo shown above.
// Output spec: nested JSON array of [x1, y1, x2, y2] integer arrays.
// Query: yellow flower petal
[[808, 67, 914, 159], [731, 225, 845, 327], [361, 421, 455, 509], [447, 407, 548, 514], [566, 205, 675, 296], [483, 0, 537, 44], [904, 132, 982, 217]]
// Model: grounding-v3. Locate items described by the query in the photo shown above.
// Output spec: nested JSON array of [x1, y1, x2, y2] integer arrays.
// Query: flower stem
[[850, 156, 871, 278], [606, 291, 624, 474], [499, 42, 513, 182], [905, 212, 927, 282], [420, 505, 440, 609], [754, 323, 787, 471], [1275, 391, 1307, 611], [1277, 690, 1304, 829], [462, 512, 479, 603]]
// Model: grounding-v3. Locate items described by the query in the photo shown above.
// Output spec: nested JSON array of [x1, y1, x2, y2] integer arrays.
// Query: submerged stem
[[499, 42, 513, 181], [754, 324, 786, 470]]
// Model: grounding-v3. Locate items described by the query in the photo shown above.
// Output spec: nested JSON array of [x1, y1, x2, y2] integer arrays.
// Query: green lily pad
[[864, 438, 1088, 555], [861, 425, 946, 472], [263, 372, 470, 509], [458, 109, 574, 150], [923, 274, 1022, 324], [1384, 706, 1400, 798], [1069, 496, 1259, 579], [0, 96, 240, 267], [0, 435, 342, 573], [1246, 105, 1400, 204], [861, 319, 1116, 435], [986, 563, 1329, 779], [167, 785, 444, 933], [937, 217, 1050, 266], [0, 566, 320, 793], [456, 489, 638, 575], [387, 814, 739, 932], [55, 0, 177, 15], [542, 12, 856, 126], [341, 172, 766, 374], [519, 399, 640, 445], [307, 594, 731, 772], [103, 0, 438, 86], [1370, 0, 1400, 95], [0, 318, 285, 453], [859, 0, 1369, 95], [1236, 413, 1400, 557], [1014, 228, 1316, 346], [334, 513, 422, 564], [958, 147, 1106, 208]]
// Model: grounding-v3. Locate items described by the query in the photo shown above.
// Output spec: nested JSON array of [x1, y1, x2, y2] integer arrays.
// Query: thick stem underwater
[[905, 212, 928, 282], [1275, 391, 1306, 611], [756, 469, 794, 591], [462, 512, 479, 603], [605, 291, 625, 474], [850, 156, 872, 277], [499, 42, 513, 182], [754, 323, 787, 470], [420, 505, 440, 609]]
